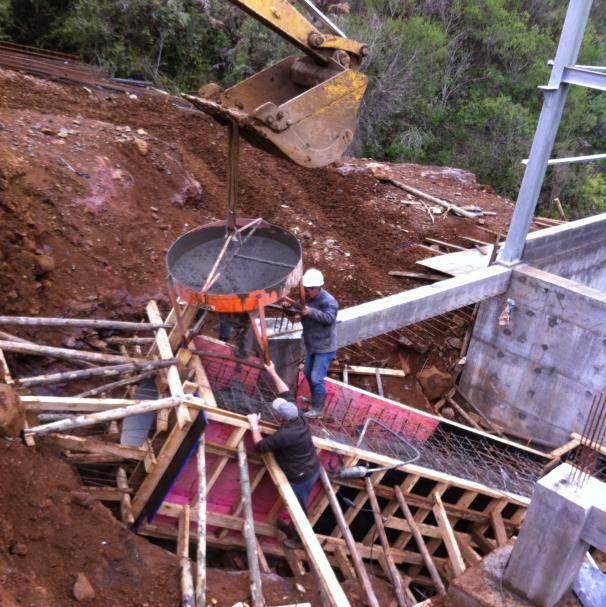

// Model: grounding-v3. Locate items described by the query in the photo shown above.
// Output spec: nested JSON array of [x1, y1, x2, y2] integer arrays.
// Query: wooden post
[[0, 315, 172, 330], [117, 467, 135, 525], [24, 396, 182, 436], [263, 454, 350, 607], [196, 435, 207, 607], [75, 371, 157, 398], [394, 486, 446, 596], [17, 358, 176, 388], [433, 492, 466, 577], [238, 441, 265, 607], [320, 467, 380, 607], [178, 505, 196, 607], [364, 477, 409, 607], [375, 368, 384, 397], [0, 340, 144, 365]]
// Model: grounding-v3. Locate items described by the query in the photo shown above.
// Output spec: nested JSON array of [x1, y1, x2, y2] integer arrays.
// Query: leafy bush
[[1, 0, 605, 216]]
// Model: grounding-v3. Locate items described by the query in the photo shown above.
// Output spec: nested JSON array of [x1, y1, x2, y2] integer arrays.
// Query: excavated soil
[[0, 67, 514, 322], [0, 439, 180, 606], [0, 438, 401, 607], [0, 66, 521, 606]]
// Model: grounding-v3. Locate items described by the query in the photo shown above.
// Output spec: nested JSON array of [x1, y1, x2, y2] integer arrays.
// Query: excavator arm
[[186, 0, 368, 168]]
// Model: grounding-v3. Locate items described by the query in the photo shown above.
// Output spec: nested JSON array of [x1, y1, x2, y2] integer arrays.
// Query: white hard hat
[[302, 268, 324, 287]]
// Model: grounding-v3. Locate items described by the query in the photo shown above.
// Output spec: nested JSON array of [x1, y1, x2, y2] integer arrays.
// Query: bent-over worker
[[300, 268, 338, 417], [247, 360, 321, 548]]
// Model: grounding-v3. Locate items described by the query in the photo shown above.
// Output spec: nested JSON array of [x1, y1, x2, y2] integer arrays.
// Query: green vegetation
[[1, 0, 605, 216]]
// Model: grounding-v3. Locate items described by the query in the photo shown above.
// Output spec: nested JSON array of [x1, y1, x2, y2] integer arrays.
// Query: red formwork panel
[[156, 336, 439, 532]]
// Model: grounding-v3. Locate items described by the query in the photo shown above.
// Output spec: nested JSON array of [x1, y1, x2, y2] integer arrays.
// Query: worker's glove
[[247, 413, 261, 429]]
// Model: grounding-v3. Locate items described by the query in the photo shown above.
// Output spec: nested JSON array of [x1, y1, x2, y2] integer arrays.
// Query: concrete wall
[[460, 264, 606, 447], [522, 213, 606, 290]]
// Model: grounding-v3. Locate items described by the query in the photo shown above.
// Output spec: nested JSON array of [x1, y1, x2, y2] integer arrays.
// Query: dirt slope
[[0, 67, 514, 322], [0, 439, 181, 606]]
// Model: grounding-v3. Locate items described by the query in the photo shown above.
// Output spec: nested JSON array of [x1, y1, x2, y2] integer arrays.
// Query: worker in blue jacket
[[299, 268, 338, 417]]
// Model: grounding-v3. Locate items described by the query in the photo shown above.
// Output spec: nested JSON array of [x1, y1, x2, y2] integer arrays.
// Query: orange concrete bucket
[[166, 219, 303, 313]]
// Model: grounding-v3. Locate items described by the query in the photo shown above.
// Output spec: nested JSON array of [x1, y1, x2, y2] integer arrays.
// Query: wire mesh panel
[[199, 351, 545, 497]]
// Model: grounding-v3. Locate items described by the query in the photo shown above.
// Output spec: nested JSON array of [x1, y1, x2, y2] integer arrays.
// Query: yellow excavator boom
[[187, 0, 368, 168]]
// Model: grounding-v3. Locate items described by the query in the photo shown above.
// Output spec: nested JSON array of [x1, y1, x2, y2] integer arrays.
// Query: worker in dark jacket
[[300, 268, 338, 417], [247, 360, 321, 547]]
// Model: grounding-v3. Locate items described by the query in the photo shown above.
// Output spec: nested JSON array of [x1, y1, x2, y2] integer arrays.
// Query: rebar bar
[[568, 392, 606, 487]]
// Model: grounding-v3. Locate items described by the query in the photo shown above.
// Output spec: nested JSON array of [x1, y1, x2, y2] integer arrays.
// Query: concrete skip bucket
[[166, 218, 303, 313], [184, 55, 368, 168]]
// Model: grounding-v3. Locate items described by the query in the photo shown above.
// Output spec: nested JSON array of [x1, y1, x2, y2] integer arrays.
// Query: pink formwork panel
[[157, 336, 439, 533]]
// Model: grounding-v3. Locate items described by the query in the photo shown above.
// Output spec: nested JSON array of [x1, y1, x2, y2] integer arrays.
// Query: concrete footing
[[504, 463, 606, 606]]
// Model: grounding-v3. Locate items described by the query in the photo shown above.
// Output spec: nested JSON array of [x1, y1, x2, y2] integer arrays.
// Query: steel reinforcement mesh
[[201, 354, 545, 497]]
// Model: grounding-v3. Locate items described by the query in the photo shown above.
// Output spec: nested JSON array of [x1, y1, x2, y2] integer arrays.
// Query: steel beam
[[562, 65, 606, 91], [522, 152, 606, 166], [270, 265, 511, 350], [500, 0, 594, 264]]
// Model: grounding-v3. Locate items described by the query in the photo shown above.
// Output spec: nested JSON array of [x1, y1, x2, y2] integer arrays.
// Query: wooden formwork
[[5, 301, 552, 604]]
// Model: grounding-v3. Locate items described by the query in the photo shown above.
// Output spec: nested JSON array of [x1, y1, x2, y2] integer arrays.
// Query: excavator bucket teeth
[[185, 57, 368, 168]]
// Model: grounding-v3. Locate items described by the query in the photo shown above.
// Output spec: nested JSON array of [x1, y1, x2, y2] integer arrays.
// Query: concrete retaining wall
[[460, 264, 606, 447], [522, 213, 606, 289]]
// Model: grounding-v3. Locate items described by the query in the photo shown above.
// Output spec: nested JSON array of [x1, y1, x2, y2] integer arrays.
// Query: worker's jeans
[[291, 467, 321, 515], [304, 351, 336, 403]]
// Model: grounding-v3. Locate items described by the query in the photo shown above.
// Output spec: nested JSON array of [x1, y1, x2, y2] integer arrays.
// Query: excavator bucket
[[185, 56, 368, 168]]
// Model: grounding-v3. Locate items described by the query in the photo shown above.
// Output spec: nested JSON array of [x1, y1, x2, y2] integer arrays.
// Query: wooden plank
[[433, 493, 466, 577], [146, 301, 189, 429], [334, 546, 357, 581], [365, 477, 408, 607], [548, 436, 581, 459], [237, 442, 264, 607], [409, 488, 479, 579], [455, 533, 482, 566], [22, 395, 164, 412], [388, 271, 445, 282], [80, 486, 131, 501], [346, 365, 407, 378], [460, 235, 491, 247], [131, 413, 195, 518], [394, 486, 446, 596], [425, 238, 466, 251], [490, 510, 508, 548], [207, 428, 247, 493], [264, 455, 351, 607], [570, 432, 606, 457], [45, 433, 148, 460], [160, 503, 277, 538], [363, 474, 420, 545]]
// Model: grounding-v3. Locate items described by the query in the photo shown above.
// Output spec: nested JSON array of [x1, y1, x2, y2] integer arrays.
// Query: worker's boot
[[304, 394, 325, 418]]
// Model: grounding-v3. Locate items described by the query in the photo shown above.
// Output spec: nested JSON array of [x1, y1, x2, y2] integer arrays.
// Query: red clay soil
[[0, 437, 400, 607], [0, 67, 524, 606], [0, 439, 181, 607], [0, 67, 514, 322]]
